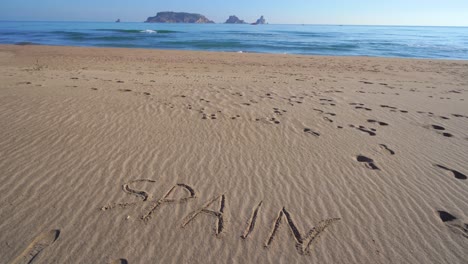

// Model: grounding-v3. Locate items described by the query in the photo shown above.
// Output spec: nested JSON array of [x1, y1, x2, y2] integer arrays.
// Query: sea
[[0, 21, 467, 60]]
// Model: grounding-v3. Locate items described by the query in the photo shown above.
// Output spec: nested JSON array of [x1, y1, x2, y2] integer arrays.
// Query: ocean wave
[[51, 31, 88, 36], [161, 40, 244, 49], [1, 22, 466, 60], [50, 29, 175, 41], [94, 29, 180, 34], [141, 30, 157, 34], [272, 30, 336, 38], [93, 36, 139, 41], [151, 30, 180, 34], [94, 29, 142, 33]]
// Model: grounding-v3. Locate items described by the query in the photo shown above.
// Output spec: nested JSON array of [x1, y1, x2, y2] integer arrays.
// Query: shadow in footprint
[[432, 125, 445, 131], [435, 165, 467, 180], [356, 155, 380, 170], [428, 125, 454, 138], [437, 210, 468, 238], [304, 128, 320, 137], [438, 211, 457, 222], [350, 125, 376, 136], [379, 144, 395, 155], [109, 259, 129, 264], [12, 229, 60, 264], [442, 133, 454, 138], [368, 120, 389, 126]]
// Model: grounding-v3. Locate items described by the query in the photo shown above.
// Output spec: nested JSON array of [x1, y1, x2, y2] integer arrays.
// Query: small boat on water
[[115, 19, 121, 23]]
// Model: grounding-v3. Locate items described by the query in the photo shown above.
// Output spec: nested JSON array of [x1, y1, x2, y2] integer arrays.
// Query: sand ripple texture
[[0, 45, 467, 264]]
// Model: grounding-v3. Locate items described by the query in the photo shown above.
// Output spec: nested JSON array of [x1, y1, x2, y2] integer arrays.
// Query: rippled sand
[[0, 45, 467, 264]]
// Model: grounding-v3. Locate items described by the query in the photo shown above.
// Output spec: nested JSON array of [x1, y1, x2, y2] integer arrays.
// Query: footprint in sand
[[273, 108, 287, 116], [356, 155, 380, 170], [269, 117, 280, 124], [434, 164, 467, 180], [355, 106, 372, 111], [429, 125, 454, 138], [452, 113, 468, 119], [11, 229, 60, 264], [255, 117, 280, 125], [442, 133, 454, 138], [380, 105, 397, 110], [431, 125, 445, 131], [437, 211, 468, 238], [109, 259, 129, 264], [368, 119, 389, 126], [304, 128, 320, 137], [349, 125, 377, 136], [379, 144, 395, 155], [118, 89, 132, 92], [201, 112, 220, 120]]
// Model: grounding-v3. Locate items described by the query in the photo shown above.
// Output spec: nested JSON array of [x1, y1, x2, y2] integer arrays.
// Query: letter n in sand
[[265, 207, 340, 255]]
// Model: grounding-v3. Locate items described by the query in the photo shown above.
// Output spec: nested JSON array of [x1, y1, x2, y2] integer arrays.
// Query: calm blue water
[[1, 21, 467, 60]]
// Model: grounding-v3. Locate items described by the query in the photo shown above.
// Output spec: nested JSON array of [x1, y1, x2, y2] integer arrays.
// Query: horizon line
[[1, 20, 467, 28]]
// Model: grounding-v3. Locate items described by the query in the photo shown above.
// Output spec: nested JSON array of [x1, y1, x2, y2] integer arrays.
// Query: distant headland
[[225, 15, 246, 24], [145, 12, 214, 23], [144, 12, 267, 24]]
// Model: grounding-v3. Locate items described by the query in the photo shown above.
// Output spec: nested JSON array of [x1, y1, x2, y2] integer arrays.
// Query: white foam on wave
[[141, 30, 157, 34]]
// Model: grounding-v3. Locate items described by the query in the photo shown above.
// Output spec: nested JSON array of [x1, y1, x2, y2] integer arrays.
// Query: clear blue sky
[[1, 0, 468, 26]]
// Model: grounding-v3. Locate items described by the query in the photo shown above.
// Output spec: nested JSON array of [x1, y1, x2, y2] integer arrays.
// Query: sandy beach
[[0, 44, 467, 263]]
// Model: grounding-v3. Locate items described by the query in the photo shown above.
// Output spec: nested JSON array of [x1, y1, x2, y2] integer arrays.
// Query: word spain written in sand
[[100, 179, 341, 256]]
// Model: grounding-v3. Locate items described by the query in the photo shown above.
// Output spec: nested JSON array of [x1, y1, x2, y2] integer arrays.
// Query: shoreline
[[2, 43, 467, 63]]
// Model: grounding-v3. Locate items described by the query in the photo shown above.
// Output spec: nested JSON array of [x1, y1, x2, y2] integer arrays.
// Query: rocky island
[[252, 16, 267, 25], [145, 12, 214, 23], [224, 15, 247, 24]]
